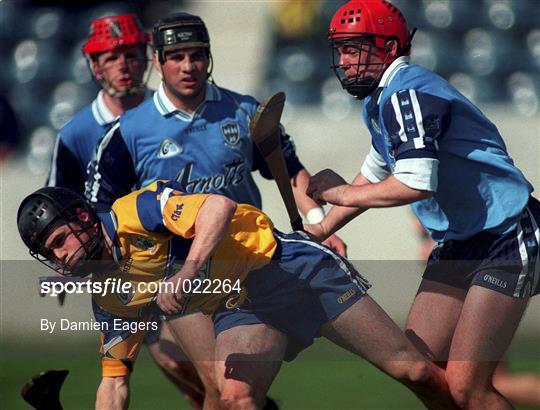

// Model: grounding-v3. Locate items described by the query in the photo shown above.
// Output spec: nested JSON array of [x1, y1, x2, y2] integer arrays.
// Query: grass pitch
[[1, 336, 538, 409]]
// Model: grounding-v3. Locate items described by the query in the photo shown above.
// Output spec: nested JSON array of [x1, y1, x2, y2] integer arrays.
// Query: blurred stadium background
[[1, 0, 539, 409]]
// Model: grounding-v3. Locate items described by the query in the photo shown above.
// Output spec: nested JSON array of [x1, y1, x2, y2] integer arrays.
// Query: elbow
[[418, 191, 435, 200], [208, 195, 237, 219], [405, 188, 433, 205], [417, 189, 434, 200]]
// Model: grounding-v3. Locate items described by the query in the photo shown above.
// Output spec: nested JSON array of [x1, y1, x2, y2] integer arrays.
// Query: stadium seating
[[0, 0, 149, 165], [264, 0, 540, 117], [0, 0, 538, 164]]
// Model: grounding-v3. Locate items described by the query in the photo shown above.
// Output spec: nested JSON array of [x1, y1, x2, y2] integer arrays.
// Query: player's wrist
[[306, 207, 325, 224]]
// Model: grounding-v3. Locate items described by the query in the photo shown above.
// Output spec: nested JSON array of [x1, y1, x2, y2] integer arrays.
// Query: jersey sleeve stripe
[[392, 90, 426, 148], [390, 93, 407, 142], [46, 134, 61, 186], [160, 187, 175, 225], [409, 89, 426, 148]]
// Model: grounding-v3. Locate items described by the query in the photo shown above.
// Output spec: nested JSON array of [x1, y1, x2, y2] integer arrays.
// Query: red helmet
[[329, 0, 411, 55], [82, 14, 150, 57], [328, 0, 414, 99]]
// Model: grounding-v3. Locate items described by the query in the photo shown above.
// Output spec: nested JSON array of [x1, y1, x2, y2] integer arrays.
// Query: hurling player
[[18, 181, 457, 409], [306, 1, 540, 409]]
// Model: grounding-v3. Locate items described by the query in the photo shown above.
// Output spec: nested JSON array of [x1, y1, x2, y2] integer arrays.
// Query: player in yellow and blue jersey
[[17, 181, 458, 409], [84, 13, 346, 407], [44, 14, 204, 406]]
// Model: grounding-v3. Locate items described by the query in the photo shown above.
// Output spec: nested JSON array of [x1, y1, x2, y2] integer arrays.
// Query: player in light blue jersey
[[86, 14, 345, 249], [47, 14, 151, 196], [306, 1, 540, 409], [86, 12, 346, 409]]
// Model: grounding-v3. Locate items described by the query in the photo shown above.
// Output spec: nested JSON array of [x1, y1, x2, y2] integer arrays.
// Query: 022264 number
[[182, 278, 241, 294]]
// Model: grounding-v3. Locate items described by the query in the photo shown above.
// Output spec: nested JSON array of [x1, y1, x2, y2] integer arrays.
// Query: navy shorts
[[213, 230, 371, 361], [143, 317, 162, 345], [424, 196, 540, 298]]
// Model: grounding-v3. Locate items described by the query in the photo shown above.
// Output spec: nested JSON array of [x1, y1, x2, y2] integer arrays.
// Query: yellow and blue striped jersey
[[93, 180, 277, 318]]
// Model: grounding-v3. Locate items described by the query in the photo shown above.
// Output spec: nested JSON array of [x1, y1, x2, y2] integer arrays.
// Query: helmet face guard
[[17, 187, 103, 277], [328, 0, 415, 99], [30, 218, 102, 277], [82, 14, 150, 98], [330, 34, 396, 99], [152, 12, 213, 77]]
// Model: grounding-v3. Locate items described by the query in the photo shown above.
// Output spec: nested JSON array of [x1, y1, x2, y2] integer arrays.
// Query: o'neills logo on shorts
[[337, 288, 356, 304], [483, 274, 507, 289]]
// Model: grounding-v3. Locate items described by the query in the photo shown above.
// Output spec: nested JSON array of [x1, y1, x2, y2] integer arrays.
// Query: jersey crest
[[132, 236, 157, 251], [117, 286, 136, 305], [221, 121, 240, 147]]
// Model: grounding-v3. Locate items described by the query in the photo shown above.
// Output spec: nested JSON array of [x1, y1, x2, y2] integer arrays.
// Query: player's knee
[[446, 365, 487, 407], [446, 376, 474, 407], [220, 383, 263, 410]]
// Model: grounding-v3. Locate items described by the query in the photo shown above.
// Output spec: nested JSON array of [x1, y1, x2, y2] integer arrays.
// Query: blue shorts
[[143, 317, 162, 345], [213, 230, 371, 361], [424, 196, 540, 298]]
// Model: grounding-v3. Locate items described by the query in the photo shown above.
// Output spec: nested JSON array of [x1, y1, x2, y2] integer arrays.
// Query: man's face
[[155, 47, 209, 101], [335, 39, 386, 83], [41, 218, 95, 275], [92, 45, 147, 93]]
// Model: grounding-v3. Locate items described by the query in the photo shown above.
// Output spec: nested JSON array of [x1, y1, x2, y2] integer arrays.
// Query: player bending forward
[[17, 181, 457, 410]]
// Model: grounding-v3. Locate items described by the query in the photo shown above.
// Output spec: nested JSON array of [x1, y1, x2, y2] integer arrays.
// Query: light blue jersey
[[47, 90, 117, 195], [360, 57, 533, 242], [86, 82, 303, 210]]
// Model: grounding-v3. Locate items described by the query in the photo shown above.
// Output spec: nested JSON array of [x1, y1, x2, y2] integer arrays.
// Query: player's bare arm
[[340, 174, 432, 207], [157, 195, 237, 314], [308, 169, 432, 208], [306, 171, 430, 241], [305, 172, 370, 241], [291, 168, 348, 256]]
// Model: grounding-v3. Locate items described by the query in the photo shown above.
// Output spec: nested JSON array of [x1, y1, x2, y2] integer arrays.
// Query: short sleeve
[[360, 146, 391, 183], [127, 181, 210, 238], [382, 89, 450, 191]]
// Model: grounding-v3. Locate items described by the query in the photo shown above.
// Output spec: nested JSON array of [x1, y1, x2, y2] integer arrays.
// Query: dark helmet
[[152, 12, 211, 65], [17, 187, 102, 276]]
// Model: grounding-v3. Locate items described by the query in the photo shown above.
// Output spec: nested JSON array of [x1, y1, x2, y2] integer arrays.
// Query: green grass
[[1, 337, 539, 409]]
